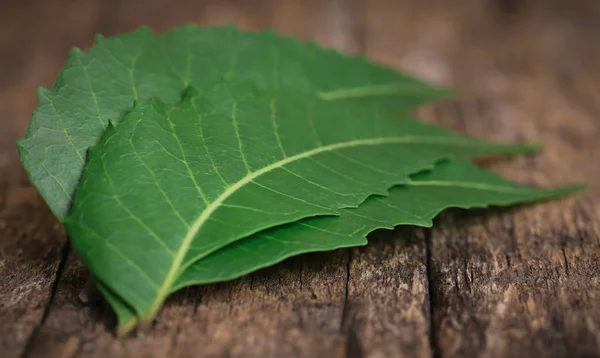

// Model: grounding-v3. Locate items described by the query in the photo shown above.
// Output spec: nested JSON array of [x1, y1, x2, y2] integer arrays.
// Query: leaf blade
[[65, 84, 538, 323], [101, 160, 581, 333], [176, 160, 582, 287], [19, 25, 455, 221]]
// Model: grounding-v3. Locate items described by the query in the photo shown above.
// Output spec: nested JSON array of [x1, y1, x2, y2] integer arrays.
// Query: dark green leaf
[[17, 24, 456, 221], [102, 159, 581, 334], [65, 83, 536, 328]]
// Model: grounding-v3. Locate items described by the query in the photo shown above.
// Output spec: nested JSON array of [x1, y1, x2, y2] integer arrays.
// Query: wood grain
[[344, 228, 432, 358], [0, 0, 599, 357], [0, 182, 66, 358]]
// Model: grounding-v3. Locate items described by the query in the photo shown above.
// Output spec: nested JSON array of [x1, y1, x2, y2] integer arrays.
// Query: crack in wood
[[425, 229, 442, 358], [340, 248, 363, 358], [344, 326, 363, 358], [340, 248, 352, 333], [19, 244, 71, 358]]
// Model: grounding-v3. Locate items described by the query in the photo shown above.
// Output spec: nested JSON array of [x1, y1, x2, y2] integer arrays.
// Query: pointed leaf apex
[[431, 85, 461, 100], [136, 25, 153, 34], [117, 317, 138, 337], [70, 47, 84, 56], [36, 86, 51, 98], [94, 33, 105, 44], [525, 142, 544, 152], [183, 85, 200, 98]]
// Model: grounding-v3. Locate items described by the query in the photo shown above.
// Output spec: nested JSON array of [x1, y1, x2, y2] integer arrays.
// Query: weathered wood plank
[[344, 228, 432, 358], [429, 201, 600, 358], [0, 171, 67, 358], [361, 1, 600, 357], [402, 1, 600, 357], [23, 250, 349, 358]]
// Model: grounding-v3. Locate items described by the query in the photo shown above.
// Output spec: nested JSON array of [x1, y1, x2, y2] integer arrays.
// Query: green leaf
[[181, 160, 580, 287], [17, 24, 456, 222], [101, 159, 582, 334], [65, 82, 536, 327]]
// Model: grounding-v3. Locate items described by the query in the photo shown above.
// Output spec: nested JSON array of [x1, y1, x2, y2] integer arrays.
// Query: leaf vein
[[43, 93, 85, 163], [164, 110, 210, 204], [78, 56, 106, 130], [280, 166, 354, 197], [230, 102, 251, 173], [270, 99, 286, 158], [146, 134, 497, 319], [129, 139, 191, 228], [18, 143, 72, 201], [191, 98, 228, 186], [73, 220, 161, 289], [100, 154, 176, 256]]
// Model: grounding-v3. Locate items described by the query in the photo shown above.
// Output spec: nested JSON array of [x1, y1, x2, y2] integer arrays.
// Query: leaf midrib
[[408, 180, 537, 193], [317, 83, 455, 101], [143, 134, 487, 321]]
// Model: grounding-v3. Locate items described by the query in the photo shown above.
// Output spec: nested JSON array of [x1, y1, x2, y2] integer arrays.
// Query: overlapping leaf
[[17, 24, 455, 221], [99, 160, 580, 334], [65, 81, 539, 327]]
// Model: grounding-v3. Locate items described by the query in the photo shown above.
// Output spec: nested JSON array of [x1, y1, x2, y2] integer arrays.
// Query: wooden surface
[[1, 0, 600, 357]]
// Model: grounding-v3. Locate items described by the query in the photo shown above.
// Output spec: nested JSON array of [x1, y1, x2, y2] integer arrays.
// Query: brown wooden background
[[1, 0, 599, 357]]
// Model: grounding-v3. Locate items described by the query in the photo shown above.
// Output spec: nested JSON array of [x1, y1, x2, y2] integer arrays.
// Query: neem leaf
[[65, 82, 536, 326], [17, 24, 456, 221], [180, 160, 580, 287], [102, 160, 582, 334]]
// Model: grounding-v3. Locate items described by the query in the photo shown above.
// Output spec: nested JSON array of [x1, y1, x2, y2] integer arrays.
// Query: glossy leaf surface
[[17, 25, 455, 221], [103, 160, 580, 333], [65, 83, 536, 325]]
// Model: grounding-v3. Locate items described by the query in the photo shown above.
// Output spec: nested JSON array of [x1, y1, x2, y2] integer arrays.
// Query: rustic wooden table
[[1, 0, 599, 357]]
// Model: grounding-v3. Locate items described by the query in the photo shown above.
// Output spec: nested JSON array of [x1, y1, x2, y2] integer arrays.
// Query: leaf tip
[[433, 85, 461, 100], [36, 86, 52, 100], [147, 96, 168, 111], [70, 46, 85, 57], [421, 219, 435, 228], [15, 139, 25, 154], [116, 317, 138, 338], [222, 22, 238, 31], [94, 33, 106, 44], [136, 24, 154, 34], [263, 27, 278, 36], [305, 38, 319, 48], [525, 142, 544, 152], [558, 183, 587, 196], [524, 183, 587, 205], [487, 141, 544, 156], [182, 85, 201, 101]]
